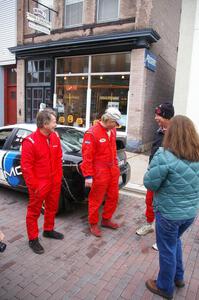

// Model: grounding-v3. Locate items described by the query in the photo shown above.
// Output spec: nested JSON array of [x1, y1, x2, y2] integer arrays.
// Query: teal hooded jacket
[[144, 148, 199, 220]]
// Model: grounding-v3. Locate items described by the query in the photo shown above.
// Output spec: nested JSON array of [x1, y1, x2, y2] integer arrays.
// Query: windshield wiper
[[64, 149, 80, 154]]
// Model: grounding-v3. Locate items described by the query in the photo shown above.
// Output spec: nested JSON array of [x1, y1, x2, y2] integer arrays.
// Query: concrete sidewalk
[[124, 152, 149, 195]]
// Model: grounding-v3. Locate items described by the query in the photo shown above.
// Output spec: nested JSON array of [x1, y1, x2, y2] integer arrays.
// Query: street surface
[[0, 188, 199, 299]]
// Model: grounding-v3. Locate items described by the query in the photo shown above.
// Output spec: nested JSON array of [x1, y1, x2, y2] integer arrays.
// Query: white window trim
[[54, 53, 130, 133], [64, 0, 84, 28], [96, 0, 120, 23]]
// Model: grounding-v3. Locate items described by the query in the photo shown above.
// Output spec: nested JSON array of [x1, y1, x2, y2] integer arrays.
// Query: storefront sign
[[100, 96, 119, 101], [26, 11, 51, 35], [65, 85, 78, 91], [33, 7, 46, 19], [108, 101, 119, 109], [28, 21, 50, 35], [144, 50, 157, 72]]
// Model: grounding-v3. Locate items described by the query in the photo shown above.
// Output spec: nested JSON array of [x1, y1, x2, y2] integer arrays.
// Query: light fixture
[[64, 76, 67, 80], [100, 76, 103, 80], [82, 76, 85, 80], [122, 75, 125, 79]]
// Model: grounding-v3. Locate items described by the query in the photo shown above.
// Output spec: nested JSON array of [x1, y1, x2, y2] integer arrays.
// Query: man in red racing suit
[[21, 108, 64, 254], [81, 107, 122, 237]]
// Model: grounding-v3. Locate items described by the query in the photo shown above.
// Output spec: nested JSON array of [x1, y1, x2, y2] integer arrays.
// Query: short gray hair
[[36, 108, 57, 128], [101, 113, 110, 123]]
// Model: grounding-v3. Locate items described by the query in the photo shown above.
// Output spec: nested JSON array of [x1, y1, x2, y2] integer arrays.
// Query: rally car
[[0, 124, 131, 212]]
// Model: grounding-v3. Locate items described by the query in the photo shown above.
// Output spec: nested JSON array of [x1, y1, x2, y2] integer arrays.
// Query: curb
[[123, 183, 146, 195]]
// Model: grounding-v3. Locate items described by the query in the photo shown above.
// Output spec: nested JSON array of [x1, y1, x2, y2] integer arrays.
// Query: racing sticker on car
[[2, 152, 25, 187]]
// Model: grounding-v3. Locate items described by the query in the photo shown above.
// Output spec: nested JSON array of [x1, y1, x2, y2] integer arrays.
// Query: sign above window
[[26, 11, 52, 35], [144, 50, 157, 72]]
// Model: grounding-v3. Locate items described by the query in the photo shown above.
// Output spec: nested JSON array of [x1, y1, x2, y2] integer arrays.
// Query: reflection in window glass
[[0, 130, 13, 149], [56, 76, 88, 127], [92, 53, 130, 73], [56, 127, 84, 153], [91, 75, 129, 131], [57, 56, 88, 74], [10, 129, 32, 151]]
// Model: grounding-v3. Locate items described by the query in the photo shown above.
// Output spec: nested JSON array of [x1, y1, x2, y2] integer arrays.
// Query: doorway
[[4, 65, 17, 125]]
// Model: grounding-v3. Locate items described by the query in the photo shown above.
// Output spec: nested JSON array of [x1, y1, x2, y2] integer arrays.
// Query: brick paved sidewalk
[[0, 188, 199, 300]]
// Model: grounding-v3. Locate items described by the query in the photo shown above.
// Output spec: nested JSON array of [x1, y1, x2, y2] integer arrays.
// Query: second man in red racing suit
[[80, 108, 123, 237], [21, 108, 64, 254]]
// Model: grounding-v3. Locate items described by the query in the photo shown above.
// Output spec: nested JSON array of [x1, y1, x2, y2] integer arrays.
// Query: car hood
[[62, 151, 82, 164]]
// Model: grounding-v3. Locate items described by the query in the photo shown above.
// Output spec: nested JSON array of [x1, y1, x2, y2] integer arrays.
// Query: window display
[[55, 53, 130, 131]]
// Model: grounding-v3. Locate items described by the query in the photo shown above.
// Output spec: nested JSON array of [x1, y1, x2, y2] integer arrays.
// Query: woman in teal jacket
[[144, 115, 199, 299]]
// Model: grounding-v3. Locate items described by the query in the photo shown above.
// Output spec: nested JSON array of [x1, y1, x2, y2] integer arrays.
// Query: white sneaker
[[152, 242, 158, 251], [136, 223, 154, 236]]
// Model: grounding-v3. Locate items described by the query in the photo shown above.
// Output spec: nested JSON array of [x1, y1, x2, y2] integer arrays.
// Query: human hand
[[85, 178, 93, 188], [0, 230, 5, 241]]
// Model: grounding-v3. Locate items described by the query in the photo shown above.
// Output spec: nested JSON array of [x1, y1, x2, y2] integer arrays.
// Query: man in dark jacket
[[136, 103, 174, 242], [21, 108, 64, 254]]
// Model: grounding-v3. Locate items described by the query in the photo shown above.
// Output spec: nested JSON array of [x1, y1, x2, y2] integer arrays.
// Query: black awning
[[10, 29, 160, 58]]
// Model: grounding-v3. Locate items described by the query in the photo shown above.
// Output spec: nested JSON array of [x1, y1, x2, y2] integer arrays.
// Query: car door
[[1, 128, 32, 189], [0, 128, 15, 186]]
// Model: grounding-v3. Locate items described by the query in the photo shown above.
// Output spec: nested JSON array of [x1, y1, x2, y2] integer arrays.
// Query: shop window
[[97, 0, 119, 23], [92, 53, 130, 73], [56, 76, 87, 127], [57, 56, 88, 74], [64, 0, 83, 27], [27, 60, 51, 85], [91, 75, 129, 131], [25, 59, 53, 122], [55, 53, 130, 131]]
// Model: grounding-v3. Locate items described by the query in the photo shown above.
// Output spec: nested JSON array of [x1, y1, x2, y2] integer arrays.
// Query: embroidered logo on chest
[[99, 138, 106, 143]]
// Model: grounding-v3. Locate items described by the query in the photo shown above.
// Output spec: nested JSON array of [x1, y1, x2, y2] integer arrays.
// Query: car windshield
[[55, 127, 84, 153]]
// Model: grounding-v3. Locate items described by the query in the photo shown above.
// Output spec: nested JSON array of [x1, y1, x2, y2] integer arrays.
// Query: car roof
[[0, 123, 37, 131], [0, 124, 81, 131]]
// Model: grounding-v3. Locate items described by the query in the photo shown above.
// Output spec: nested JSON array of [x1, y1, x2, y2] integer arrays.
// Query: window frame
[[96, 0, 120, 23], [0, 128, 14, 150], [37, 0, 54, 22], [55, 52, 130, 134], [9, 129, 32, 152], [64, 0, 84, 28]]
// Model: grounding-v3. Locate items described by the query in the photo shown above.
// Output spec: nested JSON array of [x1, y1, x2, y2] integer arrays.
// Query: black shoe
[[43, 230, 64, 240], [175, 279, 185, 288], [29, 238, 44, 254]]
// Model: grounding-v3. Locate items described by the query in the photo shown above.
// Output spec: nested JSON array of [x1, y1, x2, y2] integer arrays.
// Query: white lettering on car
[[3, 165, 22, 178]]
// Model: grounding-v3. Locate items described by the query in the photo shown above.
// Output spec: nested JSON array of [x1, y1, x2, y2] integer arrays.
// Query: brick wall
[[126, 49, 146, 151], [139, 0, 181, 150]]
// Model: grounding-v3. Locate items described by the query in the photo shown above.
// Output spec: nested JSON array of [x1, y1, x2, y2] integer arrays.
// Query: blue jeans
[[155, 212, 195, 296]]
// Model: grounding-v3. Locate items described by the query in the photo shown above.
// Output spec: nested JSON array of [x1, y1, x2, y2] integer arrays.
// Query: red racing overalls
[[21, 129, 63, 240], [80, 122, 120, 225], [145, 128, 165, 223]]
